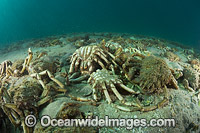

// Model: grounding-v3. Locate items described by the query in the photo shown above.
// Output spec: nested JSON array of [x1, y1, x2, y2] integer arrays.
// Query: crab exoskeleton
[[69, 45, 110, 75], [88, 69, 138, 104]]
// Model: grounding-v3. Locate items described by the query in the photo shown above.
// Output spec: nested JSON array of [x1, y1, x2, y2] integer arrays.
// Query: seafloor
[[0, 33, 200, 133]]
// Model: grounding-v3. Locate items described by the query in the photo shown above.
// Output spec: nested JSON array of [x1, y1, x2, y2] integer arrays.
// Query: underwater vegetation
[[0, 33, 200, 133]]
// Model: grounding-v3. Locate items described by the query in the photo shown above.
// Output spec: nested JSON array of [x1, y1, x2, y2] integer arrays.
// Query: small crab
[[88, 69, 138, 104]]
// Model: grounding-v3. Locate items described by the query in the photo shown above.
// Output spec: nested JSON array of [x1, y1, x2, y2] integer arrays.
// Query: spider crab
[[69, 43, 180, 112], [88, 69, 138, 104], [0, 76, 51, 133], [69, 45, 109, 74], [117, 55, 179, 112], [68, 45, 138, 105], [0, 48, 67, 132], [20, 48, 66, 97], [68, 45, 111, 83], [133, 56, 179, 93]]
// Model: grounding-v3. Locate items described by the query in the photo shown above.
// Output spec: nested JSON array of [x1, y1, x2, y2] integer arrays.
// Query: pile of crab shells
[[0, 49, 68, 132], [1, 33, 200, 133]]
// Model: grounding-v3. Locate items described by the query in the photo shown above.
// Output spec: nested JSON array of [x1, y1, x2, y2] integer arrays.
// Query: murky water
[[0, 0, 199, 49]]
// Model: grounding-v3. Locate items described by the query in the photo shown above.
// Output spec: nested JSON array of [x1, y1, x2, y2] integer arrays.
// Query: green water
[[0, 0, 199, 49]]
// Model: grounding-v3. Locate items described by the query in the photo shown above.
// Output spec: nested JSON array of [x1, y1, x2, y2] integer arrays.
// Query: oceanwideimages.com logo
[[25, 115, 175, 129]]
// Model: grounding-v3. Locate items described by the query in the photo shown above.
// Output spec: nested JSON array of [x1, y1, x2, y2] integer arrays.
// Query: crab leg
[[27, 48, 33, 66], [31, 73, 48, 97], [1, 106, 21, 126], [95, 52, 109, 64], [106, 51, 122, 71], [118, 84, 138, 94], [36, 96, 51, 106], [74, 58, 81, 72], [21, 58, 28, 74], [106, 51, 121, 68], [157, 85, 169, 108], [171, 76, 179, 90], [69, 55, 78, 74], [4, 65, 13, 79], [102, 83, 112, 104], [49, 83, 67, 93], [70, 53, 77, 62], [69, 72, 81, 79], [92, 82, 98, 101], [140, 105, 158, 112], [0, 86, 12, 103], [0, 64, 4, 77], [123, 98, 142, 108], [35, 70, 64, 88], [87, 61, 93, 72], [87, 76, 92, 83], [69, 74, 89, 83], [37, 52, 47, 59], [0, 62, 8, 77], [3, 103, 23, 116], [80, 62, 84, 72], [123, 101, 141, 107], [114, 104, 141, 112], [195, 90, 200, 99], [21, 120, 32, 133], [68, 94, 93, 102], [45, 70, 64, 88], [142, 85, 169, 111], [21, 48, 33, 74], [10, 109, 21, 125], [110, 83, 124, 101], [65, 72, 70, 86], [94, 58, 106, 69], [157, 98, 169, 108], [55, 88, 67, 93], [96, 49, 107, 58], [183, 79, 194, 92]]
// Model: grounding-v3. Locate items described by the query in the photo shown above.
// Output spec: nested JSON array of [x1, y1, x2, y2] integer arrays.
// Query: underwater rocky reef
[[0, 33, 200, 133]]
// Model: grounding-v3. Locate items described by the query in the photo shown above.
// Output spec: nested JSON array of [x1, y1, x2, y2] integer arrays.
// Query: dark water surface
[[0, 0, 199, 49]]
